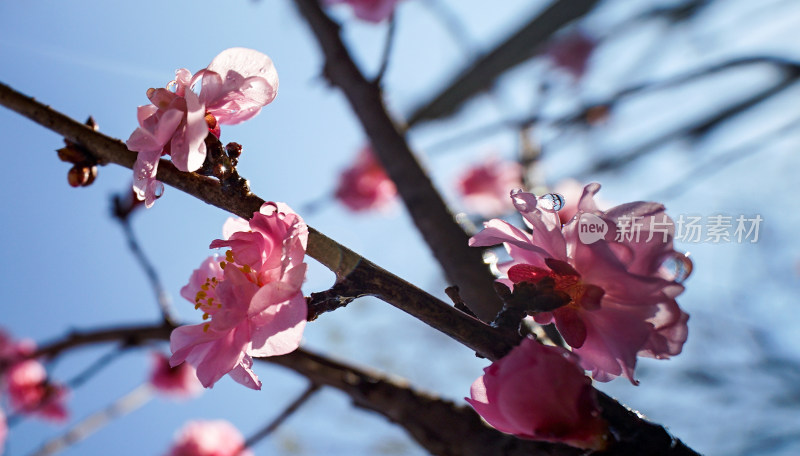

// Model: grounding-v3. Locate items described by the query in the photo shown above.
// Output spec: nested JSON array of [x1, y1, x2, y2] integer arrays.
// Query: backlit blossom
[[467, 338, 608, 450], [149, 352, 203, 399], [166, 420, 251, 456], [170, 202, 308, 390], [127, 48, 278, 207], [5, 360, 68, 422], [324, 0, 400, 22], [456, 157, 523, 217], [335, 146, 396, 212], [470, 184, 690, 383]]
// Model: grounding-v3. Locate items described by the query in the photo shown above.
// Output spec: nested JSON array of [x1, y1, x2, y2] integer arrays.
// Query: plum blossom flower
[[467, 338, 608, 450], [127, 48, 279, 207], [149, 352, 203, 399], [545, 30, 596, 79], [170, 202, 308, 390], [324, 0, 401, 23], [5, 360, 69, 422], [456, 156, 523, 217], [470, 184, 690, 383], [166, 420, 252, 456], [335, 146, 396, 212]]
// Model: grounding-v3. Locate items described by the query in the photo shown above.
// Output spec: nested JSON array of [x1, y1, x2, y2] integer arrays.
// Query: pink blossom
[[545, 30, 596, 79], [467, 337, 608, 450], [470, 184, 690, 383], [456, 156, 523, 217], [166, 420, 252, 456], [0, 329, 33, 367], [335, 147, 396, 212], [5, 360, 69, 422], [325, 0, 400, 23], [127, 48, 279, 207], [149, 352, 203, 399], [170, 202, 308, 390]]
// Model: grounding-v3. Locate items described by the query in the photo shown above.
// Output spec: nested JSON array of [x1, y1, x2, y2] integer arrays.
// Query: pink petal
[[248, 292, 307, 357], [228, 357, 262, 390], [170, 90, 208, 172]]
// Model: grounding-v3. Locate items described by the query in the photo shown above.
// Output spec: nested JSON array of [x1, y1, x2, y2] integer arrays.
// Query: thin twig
[[420, 0, 478, 58], [29, 384, 153, 456], [66, 344, 128, 389], [373, 13, 397, 85], [117, 218, 175, 324], [238, 383, 321, 454]]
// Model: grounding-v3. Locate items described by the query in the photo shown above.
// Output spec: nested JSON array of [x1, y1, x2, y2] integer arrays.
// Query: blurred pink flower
[[5, 360, 68, 422], [545, 30, 596, 79], [0, 329, 34, 367], [456, 157, 523, 217], [149, 352, 203, 399], [170, 202, 308, 390], [166, 420, 251, 456], [467, 338, 608, 450], [335, 147, 396, 212], [127, 48, 279, 207], [325, 0, 400, 22], [0, 407, 6, 455], [470, 184, 690, 383]]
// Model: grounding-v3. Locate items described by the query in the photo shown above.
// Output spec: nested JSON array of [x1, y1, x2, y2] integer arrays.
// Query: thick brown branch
[[406, 0, 600, 126], [292, 0, 504, 322], [31, 322, 697, 456]]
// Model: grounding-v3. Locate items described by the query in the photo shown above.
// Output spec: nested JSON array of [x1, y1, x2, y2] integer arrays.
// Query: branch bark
[[406, 0, 600, 126], [292, 0, 504, 322]]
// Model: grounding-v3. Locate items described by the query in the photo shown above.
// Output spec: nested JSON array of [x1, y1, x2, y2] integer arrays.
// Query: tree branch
[[292, 0, 504, 322], [406, 0, 600, 126]]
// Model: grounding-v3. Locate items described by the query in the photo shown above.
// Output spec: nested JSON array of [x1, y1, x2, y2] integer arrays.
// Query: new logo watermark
[[576, 213, 763, 244], [578, 213, 608, 244]]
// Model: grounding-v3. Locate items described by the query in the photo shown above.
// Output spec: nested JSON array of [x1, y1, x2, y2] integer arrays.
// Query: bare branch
[[238, 383, 321, 454], [406, 0, 600, 126]]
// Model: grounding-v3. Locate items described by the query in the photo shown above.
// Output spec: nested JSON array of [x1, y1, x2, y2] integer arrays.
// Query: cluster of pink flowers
[[0, 330, 69, 424], [166, 420, 251, 456], [335, 146, 397, 212], [455, 157, 523, 218], [169, 202, 308, 390], [324, 0, 401, 23], [126, 48, 279, 207], [467, 183, 691, 447]]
